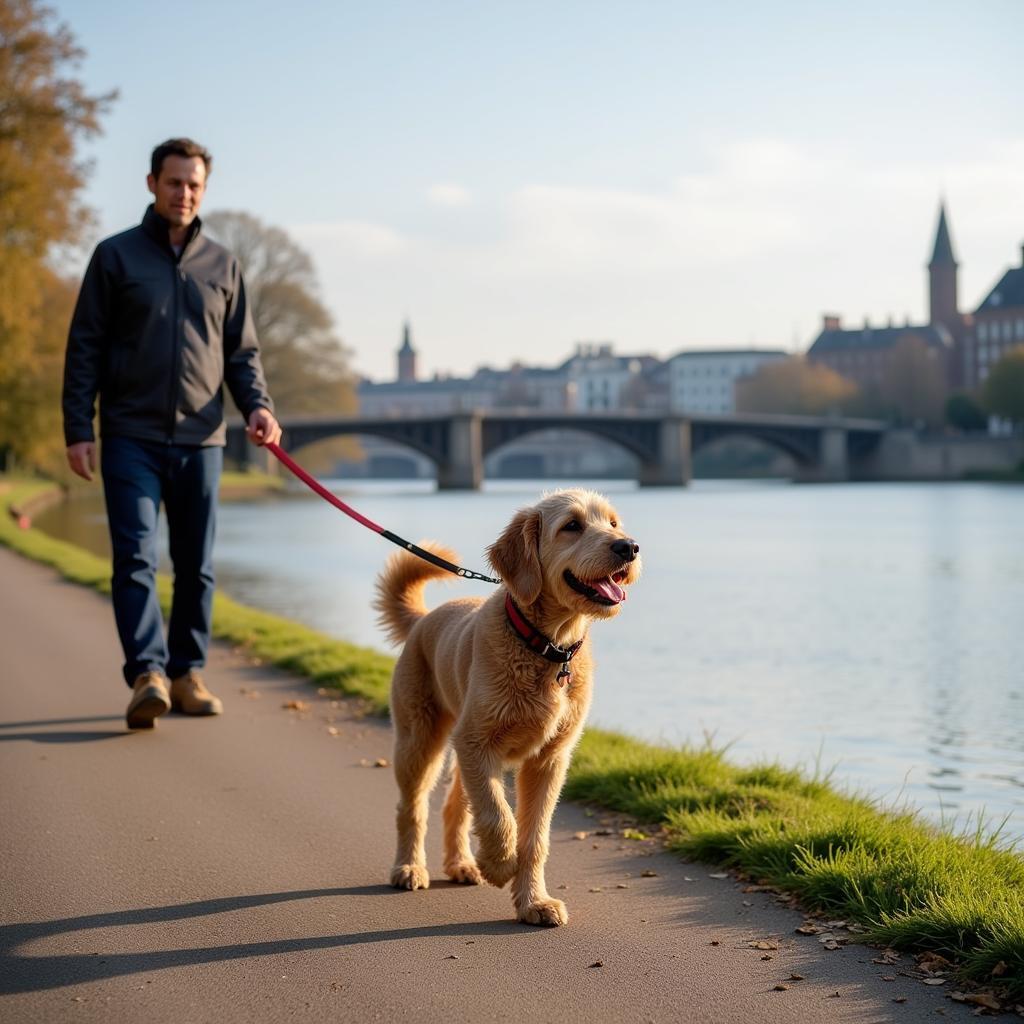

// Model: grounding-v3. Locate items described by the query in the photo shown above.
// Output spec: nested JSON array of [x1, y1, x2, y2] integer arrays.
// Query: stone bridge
[[226, 411, 888, 488]]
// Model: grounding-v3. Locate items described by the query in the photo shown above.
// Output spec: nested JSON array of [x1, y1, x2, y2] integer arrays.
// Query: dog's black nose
[[611, 538, 639, 562]]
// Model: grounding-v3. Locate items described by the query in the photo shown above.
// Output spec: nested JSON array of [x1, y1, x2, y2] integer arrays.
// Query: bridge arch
[[689, 422, 820, 466]]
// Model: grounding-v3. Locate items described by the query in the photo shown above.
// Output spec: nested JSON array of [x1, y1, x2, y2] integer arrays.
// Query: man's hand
[[247, 407, 281, 447], [66, 442, 97, 482]]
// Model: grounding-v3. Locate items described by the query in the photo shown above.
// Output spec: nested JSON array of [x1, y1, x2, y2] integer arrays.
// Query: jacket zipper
[[165, 248, 188, 442]]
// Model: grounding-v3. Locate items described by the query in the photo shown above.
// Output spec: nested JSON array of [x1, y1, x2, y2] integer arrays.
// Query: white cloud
[[291, 138, 1024, 380], [426, 183, 473, 207], [291, 219, 408, 257]]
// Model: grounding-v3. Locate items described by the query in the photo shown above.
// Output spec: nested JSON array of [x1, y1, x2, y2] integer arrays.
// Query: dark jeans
[[101, 437, 222, 686]]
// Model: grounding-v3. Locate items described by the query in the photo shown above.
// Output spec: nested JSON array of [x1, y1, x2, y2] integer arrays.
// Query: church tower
[[397, 320, 417, 382], [928, 201, 959, 335]]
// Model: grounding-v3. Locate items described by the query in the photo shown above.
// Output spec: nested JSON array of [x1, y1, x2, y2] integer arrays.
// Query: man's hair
[[150, 138, 213, 179]]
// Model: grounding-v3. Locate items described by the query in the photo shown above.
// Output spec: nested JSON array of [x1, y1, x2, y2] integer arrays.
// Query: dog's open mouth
[[563, 568, 629, 606]]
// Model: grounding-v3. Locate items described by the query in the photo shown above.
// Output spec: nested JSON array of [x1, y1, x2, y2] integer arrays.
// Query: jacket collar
[[141, 203, 203, 257]]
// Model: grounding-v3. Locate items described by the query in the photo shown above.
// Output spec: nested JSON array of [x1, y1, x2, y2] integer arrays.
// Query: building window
[[1017, 318, 1024, 339], [979, 322, 988, 342], [1004, 320, 1014, 342]]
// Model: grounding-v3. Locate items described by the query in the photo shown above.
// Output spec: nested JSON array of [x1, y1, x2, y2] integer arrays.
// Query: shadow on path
[[0, 716, 122, 730], [0, 715, 128, 744], [0, 885, 531, 994]]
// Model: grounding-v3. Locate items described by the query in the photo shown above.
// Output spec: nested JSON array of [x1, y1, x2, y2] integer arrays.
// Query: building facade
[[807, 203, 964, 392], [964, 245, 1024, 390], [667, 349, 788, 414]]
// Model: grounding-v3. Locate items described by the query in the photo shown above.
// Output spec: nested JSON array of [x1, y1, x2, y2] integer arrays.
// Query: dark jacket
[[62, 205, 273, 447]]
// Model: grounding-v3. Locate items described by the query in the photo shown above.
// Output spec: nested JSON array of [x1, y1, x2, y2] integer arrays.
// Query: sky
[[54, 0, 1024, 382]]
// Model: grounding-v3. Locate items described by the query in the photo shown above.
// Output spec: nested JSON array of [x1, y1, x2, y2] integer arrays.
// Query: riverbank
[[2, 477, 1022, 1007]]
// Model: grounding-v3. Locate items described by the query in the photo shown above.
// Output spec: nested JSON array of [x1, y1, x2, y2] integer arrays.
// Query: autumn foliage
[[736, 357, 859, 417], [0, 0, 115, 472]]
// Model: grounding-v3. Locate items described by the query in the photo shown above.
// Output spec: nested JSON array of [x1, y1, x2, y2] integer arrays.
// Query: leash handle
[[264, 442, 502, 586]]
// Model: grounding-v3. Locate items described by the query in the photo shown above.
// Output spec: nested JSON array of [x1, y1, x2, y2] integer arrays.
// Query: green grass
[[4, 476, 1024, 1000], [567, 729, 1024, 998], [0, 478, 392, 712]]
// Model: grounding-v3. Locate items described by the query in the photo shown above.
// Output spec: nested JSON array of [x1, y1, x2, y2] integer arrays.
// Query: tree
[[945, 392, 988, 433], [203, 211, 357, 418], [983, 347, 1024, 424], [0, 0, 115, 470], [876, 334, 947, 428], [736, 357, 859, 416]]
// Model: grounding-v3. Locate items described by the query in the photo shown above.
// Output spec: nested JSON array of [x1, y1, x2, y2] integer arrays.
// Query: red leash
[[264, 442, 501, 585]]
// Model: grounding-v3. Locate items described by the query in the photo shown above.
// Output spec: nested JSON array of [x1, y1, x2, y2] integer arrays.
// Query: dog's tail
[[373, 541, 459, 645]]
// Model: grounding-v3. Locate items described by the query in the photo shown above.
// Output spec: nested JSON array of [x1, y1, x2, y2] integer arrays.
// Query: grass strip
[[3, 477, 1023, 1000], [0, 479, 392, 711], [567, 729, 1024, 999]]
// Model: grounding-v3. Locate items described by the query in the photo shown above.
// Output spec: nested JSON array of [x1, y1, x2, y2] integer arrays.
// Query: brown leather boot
[[126, 671, 171, 729], [170, 670, 224, 716]]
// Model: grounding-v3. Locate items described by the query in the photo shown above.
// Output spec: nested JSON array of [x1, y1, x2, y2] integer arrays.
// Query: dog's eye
[[610, 519, 618, 529], [561, 518, 582, 533]]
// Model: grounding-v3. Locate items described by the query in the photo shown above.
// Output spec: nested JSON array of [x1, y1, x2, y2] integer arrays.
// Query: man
[[62, 138, 281, 730]]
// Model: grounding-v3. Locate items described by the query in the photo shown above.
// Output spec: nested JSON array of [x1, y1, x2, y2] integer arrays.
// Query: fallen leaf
[[588, 961, 603, 969], [828, 991, 841, 998], [594, 828, 613, 836], [622, 828, 647, 840], [374, 758, 389, 767], [573, 831, 588, 840], [557, 884, 568, 890], [749, 940, 779, 951], [710, 940, 720, 947], [640, 870, 659, 878], [282, 700, 310, 712], [795, 924, 820, 935], [743, 885, 777, 893], [588, 887, 603, 893], [742, 900, 753, 907], [788, 973, 805, 982], [708, 872, 729, 879], [444, 954, 459, 960], [923, 978, 947, 986], [990, 961, 1008, 978], [616, 883, 630, 889], [760, 955, 773, 962], [326, 726, 339, 736], [959, 993, 1002, 1011], [772, 984, 790, 992], [822, 940, 841, 951], [882, 975, 896, 982], [893, 996, 907, 1004]]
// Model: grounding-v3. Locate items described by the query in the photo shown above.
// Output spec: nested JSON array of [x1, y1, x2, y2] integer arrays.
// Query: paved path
[[0, 546, 971, 1023]]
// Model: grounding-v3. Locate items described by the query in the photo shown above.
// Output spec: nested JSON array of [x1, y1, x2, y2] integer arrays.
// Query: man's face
[[147, 155, 207, 227]]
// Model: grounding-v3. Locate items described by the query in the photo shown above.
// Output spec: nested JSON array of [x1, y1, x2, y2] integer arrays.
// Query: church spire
[[929, 201, 957, 267], [927, 200, 959, 337], [396, 320, 417, 382]]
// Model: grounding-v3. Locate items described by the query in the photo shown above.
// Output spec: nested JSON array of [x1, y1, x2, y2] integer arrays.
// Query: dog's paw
[[390, 863, 430, 890], [517, 897, 569, 927], [476, 848, 518, 888], [444, 859, 483, 885]]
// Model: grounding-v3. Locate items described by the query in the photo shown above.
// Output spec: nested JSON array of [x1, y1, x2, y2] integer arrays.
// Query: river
[[36, 478, 1024, 840]]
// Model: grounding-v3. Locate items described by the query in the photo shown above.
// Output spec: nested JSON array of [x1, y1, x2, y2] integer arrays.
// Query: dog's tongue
[[592, 578, 626, 604]]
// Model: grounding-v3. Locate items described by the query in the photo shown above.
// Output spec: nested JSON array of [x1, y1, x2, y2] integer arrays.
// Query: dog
[[374, 488, 641, 926]]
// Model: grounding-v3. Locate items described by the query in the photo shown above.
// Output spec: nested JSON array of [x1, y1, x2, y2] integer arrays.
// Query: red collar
[[504, 593, 585, 686]]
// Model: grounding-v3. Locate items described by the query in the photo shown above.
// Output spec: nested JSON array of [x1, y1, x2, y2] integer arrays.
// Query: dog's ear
[[487, 507, 543, 606]]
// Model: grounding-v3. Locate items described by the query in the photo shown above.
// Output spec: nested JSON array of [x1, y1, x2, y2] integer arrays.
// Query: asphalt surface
[[0, 545, 976, 1023]]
